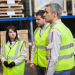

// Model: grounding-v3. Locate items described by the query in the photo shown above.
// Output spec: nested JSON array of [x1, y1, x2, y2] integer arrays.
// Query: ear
[[53, 11, 57, 17]]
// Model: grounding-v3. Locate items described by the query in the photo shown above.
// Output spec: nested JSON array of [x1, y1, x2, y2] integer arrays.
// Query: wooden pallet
[[0, 14, 24, 18], [0, 0, 21, 1], [0, 0, 21, 4], [0, 3, 24, 10], [0, 10, 22, 13]]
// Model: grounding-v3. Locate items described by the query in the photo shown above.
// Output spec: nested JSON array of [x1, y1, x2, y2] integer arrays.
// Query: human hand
[[4, 61, 9, 67], [30, 63, 35, 69], [9, 61, 15, 68]]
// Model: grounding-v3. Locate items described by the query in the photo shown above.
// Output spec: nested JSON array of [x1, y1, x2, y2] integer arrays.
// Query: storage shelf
[[0, 16, 75, 22], [0, 17, 36, 21], [61, 16, 75, 19]]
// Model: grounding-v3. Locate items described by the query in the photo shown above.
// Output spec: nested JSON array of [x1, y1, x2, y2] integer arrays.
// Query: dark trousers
[[35, 65, 46, 75]]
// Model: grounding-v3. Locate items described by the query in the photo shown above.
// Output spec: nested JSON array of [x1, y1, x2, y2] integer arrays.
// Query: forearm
[[46, 48, 58, 75], [14, 55, 26, 65], [46, 29, 62, 75], [30, 40, 35, 63], [46, 60, 57, 75], [1, 47, 6, 63]]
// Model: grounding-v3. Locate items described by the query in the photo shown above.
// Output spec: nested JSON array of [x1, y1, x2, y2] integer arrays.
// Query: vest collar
[[51, 19, 61, 28], [7, 40, 18, 47]]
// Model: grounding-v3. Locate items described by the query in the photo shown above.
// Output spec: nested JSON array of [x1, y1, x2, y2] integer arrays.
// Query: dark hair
[[36, 10, 45, 19], [6, 25, 19, 43]]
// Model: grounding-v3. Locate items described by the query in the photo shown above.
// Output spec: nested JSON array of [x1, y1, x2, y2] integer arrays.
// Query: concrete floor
[[0, 63, 75, 75]]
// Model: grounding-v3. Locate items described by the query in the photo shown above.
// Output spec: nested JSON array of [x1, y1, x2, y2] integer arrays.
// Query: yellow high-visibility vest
[[3, 40, 26, 75], [46, 22, 74, 71], [34, 25, 50, 68]]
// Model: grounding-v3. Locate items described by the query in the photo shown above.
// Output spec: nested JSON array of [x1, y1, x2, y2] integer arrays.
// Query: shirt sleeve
[[46, 29, 62, 75], [30, 40, 35, 63], [1, 46, 6, 63], [14, 42, 27, 65]]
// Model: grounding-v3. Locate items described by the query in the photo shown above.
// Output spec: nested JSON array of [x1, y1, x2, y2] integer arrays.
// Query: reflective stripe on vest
[[35, 45, 48, 60], [60, 43, 74, 50], [35, 43, 74, 51], [35, 45, 48, 50], [34, 27, 39, 38], [35, 43, 74, 60], [58, 43, 74, 60], [3, 40, 21, 60], [3, 41, 6, 58], [58, 52, 74, 60]]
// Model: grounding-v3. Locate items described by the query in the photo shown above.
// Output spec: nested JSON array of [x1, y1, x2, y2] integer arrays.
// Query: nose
[[43, 13, 45, 16], [36, 20, 38, 23], [12, 33, 14, 35], [12, 32, 15, 34]]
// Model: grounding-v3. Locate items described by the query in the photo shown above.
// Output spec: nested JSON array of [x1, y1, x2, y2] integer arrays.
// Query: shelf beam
[[0, 16, 75, 22], [0, 17, 36, 21]]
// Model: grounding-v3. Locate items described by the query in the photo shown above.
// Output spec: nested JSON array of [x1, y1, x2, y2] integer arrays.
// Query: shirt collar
[[7, 39, 17, 46], [51, 19, 61, 28]]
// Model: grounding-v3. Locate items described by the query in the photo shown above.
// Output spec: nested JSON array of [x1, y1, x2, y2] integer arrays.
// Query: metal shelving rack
[[61, 16, 75, 19], [0, 0, 34, 42], [0, 15, 75, 22], [0, 0, 75, 42], [0, 15, 75, 42], [0, 17, 36, 21]]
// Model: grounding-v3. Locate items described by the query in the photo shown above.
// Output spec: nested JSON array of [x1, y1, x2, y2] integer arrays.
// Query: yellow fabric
[[3, 40, 25, 75], [34, 26, 50, 68], [46, 22, 74, 71]]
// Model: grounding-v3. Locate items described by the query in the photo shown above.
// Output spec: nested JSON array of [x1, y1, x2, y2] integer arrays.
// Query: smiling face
[[36, 15, 45, 27], [8, 29, 16, 40], [43, 6, 54, 24]]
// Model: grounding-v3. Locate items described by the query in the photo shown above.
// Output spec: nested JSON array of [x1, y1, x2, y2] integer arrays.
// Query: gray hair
[[46, 3, 62, 19]]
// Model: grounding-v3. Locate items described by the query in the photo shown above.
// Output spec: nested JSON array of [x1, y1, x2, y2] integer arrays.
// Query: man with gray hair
[[43, 3, 74, 75]]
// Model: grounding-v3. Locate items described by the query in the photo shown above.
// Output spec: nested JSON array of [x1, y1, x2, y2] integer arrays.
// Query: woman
[[1, 25, 27, 75]]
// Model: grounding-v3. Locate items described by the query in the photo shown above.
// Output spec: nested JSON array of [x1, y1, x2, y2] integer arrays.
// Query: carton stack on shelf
[[0, 30, 29, 64], [0, 0, 24, 18]]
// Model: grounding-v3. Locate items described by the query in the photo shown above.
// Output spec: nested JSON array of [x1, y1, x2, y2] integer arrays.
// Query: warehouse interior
[[0, 0, 75, 40], [0, 0, 75, 75]]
